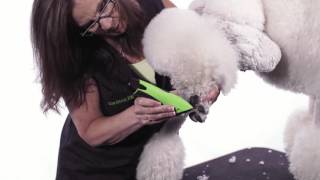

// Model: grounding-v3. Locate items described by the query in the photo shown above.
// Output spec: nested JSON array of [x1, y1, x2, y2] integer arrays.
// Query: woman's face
[[72, 0, 127, 37]]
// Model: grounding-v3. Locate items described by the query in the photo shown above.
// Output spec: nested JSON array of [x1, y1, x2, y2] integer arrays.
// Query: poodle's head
[[143, 8, 238, 119]]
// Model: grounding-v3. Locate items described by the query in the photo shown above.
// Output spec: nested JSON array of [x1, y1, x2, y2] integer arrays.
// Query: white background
[[0, 0, 308, 179]]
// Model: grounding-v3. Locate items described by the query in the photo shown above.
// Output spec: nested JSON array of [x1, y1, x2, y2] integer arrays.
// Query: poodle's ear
[[226, 22, 282, 72]]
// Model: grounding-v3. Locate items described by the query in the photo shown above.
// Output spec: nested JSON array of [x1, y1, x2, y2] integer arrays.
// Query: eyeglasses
[[80, 0, 117, 37]]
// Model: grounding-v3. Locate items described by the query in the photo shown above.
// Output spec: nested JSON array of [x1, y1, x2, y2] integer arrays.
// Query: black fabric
[[183, 147, 295, 180], [56, 0, 169, 180]]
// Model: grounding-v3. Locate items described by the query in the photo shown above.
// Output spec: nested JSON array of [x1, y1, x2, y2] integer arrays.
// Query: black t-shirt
[[56, 0, 171, 179]]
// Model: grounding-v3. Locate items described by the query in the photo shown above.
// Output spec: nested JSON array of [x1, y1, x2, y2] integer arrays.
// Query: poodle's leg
[[283, 109, 310, 156], [136, 116, 186, 180], [286, 97, 320, 180], [224, 22, 282, 72]]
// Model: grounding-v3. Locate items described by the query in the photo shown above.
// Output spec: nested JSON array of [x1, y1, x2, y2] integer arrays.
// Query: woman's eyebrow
[[80, 1, 105, 28], [96, 0, 106, 13]]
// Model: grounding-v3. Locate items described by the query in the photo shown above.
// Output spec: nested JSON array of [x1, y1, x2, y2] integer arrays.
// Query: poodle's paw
[[251, 30, 282, 72], [225, 22, 282, 72], [284, 109, 311, 155], [136, 132, 185, 180], [288, 122, 320, 180], [193, 0, 265, 30]]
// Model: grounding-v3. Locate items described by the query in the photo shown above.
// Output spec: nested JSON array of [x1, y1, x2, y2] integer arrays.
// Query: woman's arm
[[69, 81, 176, 147], [162, 0, 176, 8]]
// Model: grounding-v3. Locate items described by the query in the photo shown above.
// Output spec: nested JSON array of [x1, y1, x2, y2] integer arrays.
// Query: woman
[[31, 0, 219, 179]]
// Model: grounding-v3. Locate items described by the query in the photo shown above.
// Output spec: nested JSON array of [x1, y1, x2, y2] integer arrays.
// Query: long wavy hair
[[31, 0, 147, 113]]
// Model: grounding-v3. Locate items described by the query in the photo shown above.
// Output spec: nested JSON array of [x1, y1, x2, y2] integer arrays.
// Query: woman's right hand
[[132, 97, 176, 125]]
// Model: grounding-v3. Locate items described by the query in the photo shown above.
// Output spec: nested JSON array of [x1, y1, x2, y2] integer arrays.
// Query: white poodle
[[137, 0, 320, 180]]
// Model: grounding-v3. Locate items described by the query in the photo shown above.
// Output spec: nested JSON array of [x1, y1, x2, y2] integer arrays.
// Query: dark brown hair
[[106, 0, 146, 58], [31, 0, 147, 113]]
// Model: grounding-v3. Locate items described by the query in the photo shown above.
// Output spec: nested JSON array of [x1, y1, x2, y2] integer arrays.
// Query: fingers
[[208, 89, 220, 103], [135, 105, 175, 115], [134, 97, 161, 107], [133, 97, 176, 125], [146, 117, 172, 125], [202, 85, 220, 104], [136, 112, 176, 124]]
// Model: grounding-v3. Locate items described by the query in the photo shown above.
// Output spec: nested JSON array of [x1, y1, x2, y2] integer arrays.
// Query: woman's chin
[[106, 24, 127, 37]]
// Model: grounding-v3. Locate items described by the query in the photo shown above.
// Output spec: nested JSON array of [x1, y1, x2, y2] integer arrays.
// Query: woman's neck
[[106, 38, 144, 64]]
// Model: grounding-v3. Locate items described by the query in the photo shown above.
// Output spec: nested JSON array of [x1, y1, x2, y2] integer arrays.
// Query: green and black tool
[[131, 79, 194, 114]]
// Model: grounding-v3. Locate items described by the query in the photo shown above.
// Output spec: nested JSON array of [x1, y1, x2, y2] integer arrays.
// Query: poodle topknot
[[143, 8, 238, 99]]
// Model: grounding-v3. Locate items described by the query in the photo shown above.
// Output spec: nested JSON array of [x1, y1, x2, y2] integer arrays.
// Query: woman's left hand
[[188, 85, 220, 122], [201, 85, 220, 104]]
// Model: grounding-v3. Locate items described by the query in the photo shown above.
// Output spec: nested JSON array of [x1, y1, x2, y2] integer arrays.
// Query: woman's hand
[[133, 97, 176, 125], [201, 85, 220, 104], [189, 86, 220, 122]]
